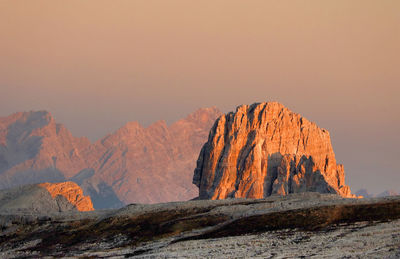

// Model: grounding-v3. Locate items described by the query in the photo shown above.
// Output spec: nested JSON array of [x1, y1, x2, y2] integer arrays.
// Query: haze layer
[[0, 1, 399, 193]]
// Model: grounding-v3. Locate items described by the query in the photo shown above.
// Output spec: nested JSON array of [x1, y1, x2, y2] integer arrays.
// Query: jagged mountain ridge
[[0, 108, 222, 208], [194, 102, 355, 200], [0, 111, 90, 188], [355, 189, 399, 198], [38, 182, 94, 211]]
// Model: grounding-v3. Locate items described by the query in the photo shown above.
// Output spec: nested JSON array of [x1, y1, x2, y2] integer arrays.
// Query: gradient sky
[[0, 1, 399, 195]]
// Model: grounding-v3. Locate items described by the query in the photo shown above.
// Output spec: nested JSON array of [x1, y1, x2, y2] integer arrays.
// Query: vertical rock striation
[[194, 102, 355, 199]]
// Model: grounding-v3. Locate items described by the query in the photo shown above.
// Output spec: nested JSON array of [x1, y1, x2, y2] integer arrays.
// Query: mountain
[[355, 189, 373, 198], [0, 111, 90, 188], [194, 102, 356, 200], [0, 108, 222, 208], [355, 189, 399, 198], [0, 181, 93, 212], [86, 107, 222, 205], [376, 190, 399, 197]]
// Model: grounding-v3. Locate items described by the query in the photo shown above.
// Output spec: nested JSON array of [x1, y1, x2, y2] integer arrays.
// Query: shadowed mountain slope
[[0, 111, 90, 188]]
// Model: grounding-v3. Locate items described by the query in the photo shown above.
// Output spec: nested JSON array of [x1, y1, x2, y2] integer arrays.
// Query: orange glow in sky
[[0, 1, 399, 193]]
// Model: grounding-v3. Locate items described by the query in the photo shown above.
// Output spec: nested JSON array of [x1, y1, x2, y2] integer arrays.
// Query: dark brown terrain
[[1, 193, 399, 258]]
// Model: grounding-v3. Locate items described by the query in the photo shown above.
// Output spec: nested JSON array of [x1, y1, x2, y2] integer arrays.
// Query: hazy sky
[[0, 1, 399, 194]]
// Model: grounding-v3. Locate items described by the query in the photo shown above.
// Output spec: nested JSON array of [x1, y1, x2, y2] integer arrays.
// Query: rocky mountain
[[85, 107, 222, 205], [376, 190, 399, 198], [0, 108, 221, 208], [0, 181, 93, 212], [355, 189, 399, 198], [194, 102, 355, 200], [355, 189, 373, 198], [0, 111, 90, 189]]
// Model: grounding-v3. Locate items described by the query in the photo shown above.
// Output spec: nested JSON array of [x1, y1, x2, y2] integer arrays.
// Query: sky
[[0, 1, 399, 195]]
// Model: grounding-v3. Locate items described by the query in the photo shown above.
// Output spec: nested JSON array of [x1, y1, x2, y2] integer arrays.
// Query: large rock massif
[[0, 108, 221, 208], [0, 181, 93, 212], [194, 102, 355, 200]]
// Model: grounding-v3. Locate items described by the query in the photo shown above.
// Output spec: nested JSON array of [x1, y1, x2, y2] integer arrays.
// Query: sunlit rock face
[[0, 181, 94, 213], [194, 102, 355, 200], [38, 182, 94, 211]]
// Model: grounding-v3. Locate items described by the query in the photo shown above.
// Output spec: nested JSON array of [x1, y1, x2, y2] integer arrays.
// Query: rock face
[[194, 102, 355, 199], [38, 182, 94, 211], [0, 108, 221, 207], [0, 181, 93, 212]]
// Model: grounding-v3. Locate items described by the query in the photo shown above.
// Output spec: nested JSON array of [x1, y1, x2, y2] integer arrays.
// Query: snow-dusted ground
[[1, 193, 400, 258], [64, 219, 400, 258], [141, 220, 400, 258]]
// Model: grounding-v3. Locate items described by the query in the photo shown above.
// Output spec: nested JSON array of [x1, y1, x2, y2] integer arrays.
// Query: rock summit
[[194, 102, 355, 199]]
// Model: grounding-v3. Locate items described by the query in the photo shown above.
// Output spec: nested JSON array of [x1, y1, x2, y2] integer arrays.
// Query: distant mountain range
[[0, 108, 222, 208], [3, 103, 392, 210], [355, 188, 399, 198]]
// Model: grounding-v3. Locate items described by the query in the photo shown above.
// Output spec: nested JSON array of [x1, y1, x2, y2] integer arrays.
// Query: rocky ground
[[142, 220, 400, 258], [0, 182, 94, 213], [1, 193, 400, 258]]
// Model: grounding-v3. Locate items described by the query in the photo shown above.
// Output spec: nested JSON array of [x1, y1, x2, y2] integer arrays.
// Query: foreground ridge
[[0, 193, 399, 257]]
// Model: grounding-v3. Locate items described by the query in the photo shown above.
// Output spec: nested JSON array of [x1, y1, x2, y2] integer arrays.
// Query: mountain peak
[[9, 110, 53, 124], [194, 102, 355, 200], [187, 107, 221, 122], [147, 120, 168, 129], [0, 110, 54, 151], [124, 121, 142, 128], [0, 110, 54, 132], [171, 107, 222, 131], [235, 101, 285, 113]]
